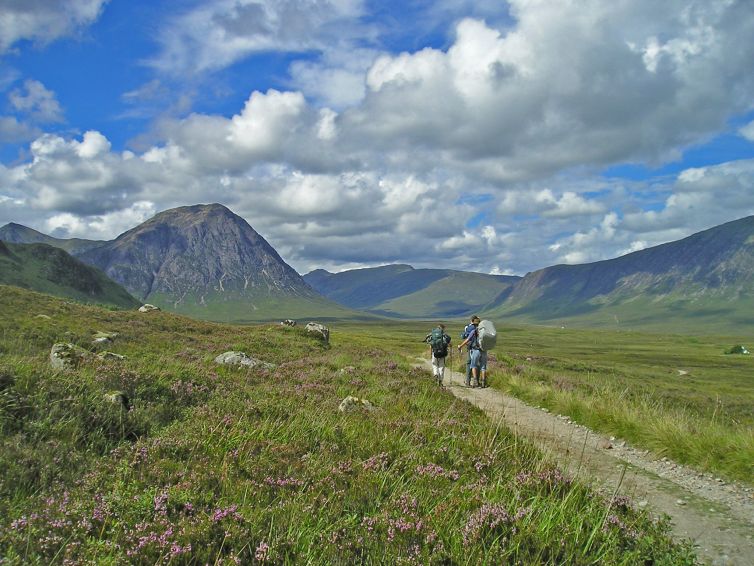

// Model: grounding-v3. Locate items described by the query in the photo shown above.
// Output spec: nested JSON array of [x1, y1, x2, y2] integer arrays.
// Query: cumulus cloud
[[740, 120, 754, 142], [150, 0, 366, 75], [0, 115, 40, 143], [8, 79, 64, 123], [0, 0, 108, 53]]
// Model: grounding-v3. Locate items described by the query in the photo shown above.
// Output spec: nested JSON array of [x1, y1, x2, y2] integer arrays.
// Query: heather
[[0, 286, 696, 564]]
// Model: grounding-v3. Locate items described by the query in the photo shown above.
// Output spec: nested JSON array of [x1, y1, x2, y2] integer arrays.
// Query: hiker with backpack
[[458, 316, 496, 388], [460, 316, 477, 387], [426, 323, 452, 387]]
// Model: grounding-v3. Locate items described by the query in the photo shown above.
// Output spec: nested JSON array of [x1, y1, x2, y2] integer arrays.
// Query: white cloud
[[740, 120, 754, 142], [150, 0, 366, 76], [45, 201, 156, 239], [8, 79, 64, 123], [0, 0, 108, 53], [0, 115, 40, 143]]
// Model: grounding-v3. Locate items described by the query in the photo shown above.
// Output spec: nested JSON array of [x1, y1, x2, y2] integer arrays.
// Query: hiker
[[458, 316, 487, 387], [460, 316, 477, 387], [426, 323, 452, 387]]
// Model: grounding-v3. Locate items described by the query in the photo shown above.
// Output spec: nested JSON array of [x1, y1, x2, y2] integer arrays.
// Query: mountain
[[73, 203, 359, 322], [0, 241, 140, 309], [0, 223, 104, 255], [305, 264, 520, 318], [484, 215, 754, 332]]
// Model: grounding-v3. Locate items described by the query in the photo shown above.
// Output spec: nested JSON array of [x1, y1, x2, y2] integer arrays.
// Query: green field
[[338, 319, 754, 483], [0, 286, 698, 564]]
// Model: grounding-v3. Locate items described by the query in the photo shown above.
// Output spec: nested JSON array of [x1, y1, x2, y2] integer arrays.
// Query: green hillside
[[484, 215, 754, 334], [0, 241, 140, 309], [374, 271, 516, 318], [305, 264, 518, 318], [0, 286, 694, 564], [146, 289, 377, 323], [0, 222, 104, 254]]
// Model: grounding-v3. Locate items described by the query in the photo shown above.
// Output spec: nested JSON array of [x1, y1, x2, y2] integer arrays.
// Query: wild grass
[[0, 287, 695, 564], [338, 319, 753, 483]]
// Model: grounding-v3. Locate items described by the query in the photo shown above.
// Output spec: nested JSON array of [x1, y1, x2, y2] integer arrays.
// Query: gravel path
[[420, 359, 754, 566]]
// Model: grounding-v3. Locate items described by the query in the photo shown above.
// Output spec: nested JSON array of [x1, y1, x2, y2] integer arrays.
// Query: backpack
[[429, 327, 448, 358], [477, 320, 497, 351]]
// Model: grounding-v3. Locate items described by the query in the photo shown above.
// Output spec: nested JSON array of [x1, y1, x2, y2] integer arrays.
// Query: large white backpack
[[477, 320, 497, 351]]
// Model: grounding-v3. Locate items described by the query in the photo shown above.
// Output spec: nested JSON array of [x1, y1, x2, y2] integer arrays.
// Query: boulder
[[93, 331, 119, 345], [305, 322, 330, 344], [138, 304, 160, 313], [726, 344, 749, 355], [338, 395, 374, 413], [97, 351, 126, 361], [50, 343, 89, 371], [35, 314, 51, 320], [104, 391, 130, 410], [281, 319, 297, 327], [214, 351, 276, 370]]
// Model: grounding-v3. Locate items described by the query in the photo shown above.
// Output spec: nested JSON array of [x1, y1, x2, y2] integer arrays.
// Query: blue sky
[[1, 0, 753, 275]]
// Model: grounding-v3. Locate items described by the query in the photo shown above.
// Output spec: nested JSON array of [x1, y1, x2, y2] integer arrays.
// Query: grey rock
[[338, 395, 374, 413], [50, 343, 89, 371], [93, 331, 119, 345], [138, 304, 160, 313], [214, 351, 276, 370], [281, 319, 297, 327], [97, 351, 125, 361], [305, 322, 330, 343], [104, 391, 130, 410]]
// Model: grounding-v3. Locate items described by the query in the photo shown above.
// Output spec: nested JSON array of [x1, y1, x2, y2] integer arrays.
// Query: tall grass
[[0, 287, 696, 563]]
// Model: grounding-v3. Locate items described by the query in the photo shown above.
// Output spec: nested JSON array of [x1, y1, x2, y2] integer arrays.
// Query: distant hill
[[0, 223, 104, 255], [72, 204, 362, 322], [0, 241, 140, 309], [484, 215, 754, 332], [305, 264, 520, 318]]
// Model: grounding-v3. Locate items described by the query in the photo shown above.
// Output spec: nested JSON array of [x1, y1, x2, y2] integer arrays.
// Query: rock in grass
[[215, 351, 276, 370], [93, 331, 119, 345], [138, 304, 160, 313], [338, 396, 374, 413], [104, 391, 130, 410], [281, 319, 297, 327], [97, 351, 126, 361], [50, 343, 89, 370], [305, 322, 330, 344], [35, 314, 51, 320]]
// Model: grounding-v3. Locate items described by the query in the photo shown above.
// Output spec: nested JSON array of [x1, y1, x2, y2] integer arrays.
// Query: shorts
[[469, 349, 487, 371]]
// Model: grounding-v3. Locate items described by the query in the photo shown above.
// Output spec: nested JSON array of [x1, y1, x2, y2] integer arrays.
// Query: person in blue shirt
[[460, 316, 476, 386], [458, 315, 486, 387]]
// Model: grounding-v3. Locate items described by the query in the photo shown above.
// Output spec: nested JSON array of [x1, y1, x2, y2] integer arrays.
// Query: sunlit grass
[[0, 287, 696, 563]]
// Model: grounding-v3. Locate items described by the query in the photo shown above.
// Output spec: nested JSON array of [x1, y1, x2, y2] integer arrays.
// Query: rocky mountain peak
[[79, 204, 313, 304]]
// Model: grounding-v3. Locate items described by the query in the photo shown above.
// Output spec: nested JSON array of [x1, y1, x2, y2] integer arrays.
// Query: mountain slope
[[0, 223, 104, 255], [75, 203, 360, 322], [305, 264, 519, 318], [485, 215, 754, 332], [0, 241, 140, 308]]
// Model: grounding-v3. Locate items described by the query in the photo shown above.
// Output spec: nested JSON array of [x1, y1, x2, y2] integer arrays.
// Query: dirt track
[[420, 359, 754, 566]]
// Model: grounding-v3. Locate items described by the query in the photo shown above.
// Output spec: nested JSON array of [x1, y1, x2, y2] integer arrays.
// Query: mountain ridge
[[0, 241, 140, 309]]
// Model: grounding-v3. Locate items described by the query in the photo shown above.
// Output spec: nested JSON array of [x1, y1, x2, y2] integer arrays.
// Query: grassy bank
[[442, 322, 752, 484], [0, 287, 695, 564]]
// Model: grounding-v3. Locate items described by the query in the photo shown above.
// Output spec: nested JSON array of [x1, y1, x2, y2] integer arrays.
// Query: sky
[[1, 0, 753, 276]]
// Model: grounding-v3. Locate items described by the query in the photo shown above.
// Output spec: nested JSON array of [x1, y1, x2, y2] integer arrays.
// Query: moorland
[[0, 285, 712, 564]]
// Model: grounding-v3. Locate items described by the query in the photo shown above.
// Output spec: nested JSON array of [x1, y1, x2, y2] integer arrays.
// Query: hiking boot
[[472, 380, 479, 388]]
